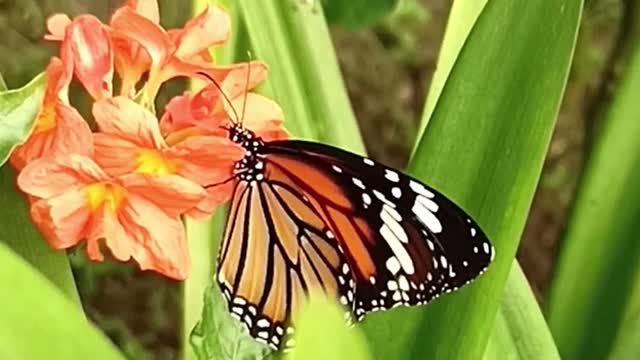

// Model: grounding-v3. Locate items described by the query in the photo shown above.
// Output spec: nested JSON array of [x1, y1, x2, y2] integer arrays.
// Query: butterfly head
[[228, 125, 266, 181]]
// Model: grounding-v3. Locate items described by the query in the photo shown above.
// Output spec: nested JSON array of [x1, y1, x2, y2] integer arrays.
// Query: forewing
[[264, 140, 495, 319]]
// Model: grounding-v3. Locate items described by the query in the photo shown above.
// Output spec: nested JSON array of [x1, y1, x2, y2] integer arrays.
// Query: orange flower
[[92, 96, 245, 218], [45, 14, 113, 100], [17, 154, 205, 279], [10, 56, 93, 171], [160, 75, 288, 217], [110, 3, 262, 100]]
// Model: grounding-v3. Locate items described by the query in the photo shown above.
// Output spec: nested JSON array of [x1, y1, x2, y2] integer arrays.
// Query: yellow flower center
[[33, 105, 57, 134], [136, 148, 178, 175], [85, 183, 127, 212]]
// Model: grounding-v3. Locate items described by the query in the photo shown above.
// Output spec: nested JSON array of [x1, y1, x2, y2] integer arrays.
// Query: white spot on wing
[[363, 158, 374, 166], [352, 177, 366, 189], [386, 257, 401, 274], [385, 169, 400, 182], [380, 225, 415, 274], [413, 195, 442, 233], [380, 205, 408, 243], [409, 180, 435, 198]]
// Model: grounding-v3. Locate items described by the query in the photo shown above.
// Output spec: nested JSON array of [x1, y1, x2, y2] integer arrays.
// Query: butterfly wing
[[217, 139, 495, 351], [263, 140, 494, 318], [217, 164, 356, 350]]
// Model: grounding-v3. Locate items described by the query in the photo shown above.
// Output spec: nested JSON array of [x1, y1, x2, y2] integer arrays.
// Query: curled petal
[[45, 13, 71, 41], [67, 16, 113, 100], [111, 34, 151, 97], [111, 6, 172, 68], [30, 189, 91, 249], [18, 154, 109, 199], [159, 92, 196, 134], [173, 5, 230, 59], [120, 173, 206, 217], [92, 96, 167, 149], [126, 0, 160, 24], [123, 194, 191, 279]]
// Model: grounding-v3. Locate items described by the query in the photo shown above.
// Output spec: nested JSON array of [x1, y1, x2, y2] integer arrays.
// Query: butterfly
[[200, 72, 495, 351]]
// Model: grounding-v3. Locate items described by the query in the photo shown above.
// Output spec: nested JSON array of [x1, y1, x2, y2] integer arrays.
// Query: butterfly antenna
[[196, 71, 241, 126], [240, 53, 252, 129]]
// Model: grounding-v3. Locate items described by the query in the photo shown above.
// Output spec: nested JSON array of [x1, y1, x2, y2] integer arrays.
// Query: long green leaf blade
[[0, 242, 124, 360], [418, 1, 560, 358], [363, 0, 582, 358], [483, 263, 561, 360], [546, 6, 640, 357]]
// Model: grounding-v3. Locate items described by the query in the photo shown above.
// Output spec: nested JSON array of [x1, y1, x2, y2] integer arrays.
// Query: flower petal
[[159, 92, 196, 135], [173, 5, 230, 59], [45, 13, 71, 41], [126, 0, 160, 24], [66, 15, 113, 100], [123, 194, 191, 279], [30, 188, 91, 250], [111, 34, 151, 97], [166, 135, 243, 186], [92, 96, 167, 149], [120, 173, 206, 217], [187, 181, 234, 220], [230, 93, 288, 141], [10, 102, 93, 171], [85, 205, 128, 262], [110, 6, 172, 68], [93, 133, 140, 177], [18, 154, 109, 199]]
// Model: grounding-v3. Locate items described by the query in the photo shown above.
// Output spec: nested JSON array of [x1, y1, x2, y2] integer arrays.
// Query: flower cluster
[[12, 0, 287, 279]]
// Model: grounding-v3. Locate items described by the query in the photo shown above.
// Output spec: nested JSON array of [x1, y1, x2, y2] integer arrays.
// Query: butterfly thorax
[[229, 126, 265, 182]]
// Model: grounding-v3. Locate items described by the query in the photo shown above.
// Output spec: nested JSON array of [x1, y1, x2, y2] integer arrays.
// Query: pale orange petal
[[173, 5, 230, 59], [166, 135, 243, 186], [110, 6, 172, 67], [186, 181, 234, 220], [66, 15, 113, 100], [123, 195, 190, 279], [126, 0, 160, 24], [120, 173, 206, 217], [93, 133, 140, 177], [30, 189, 91, 250], [92, 96, 167, 149], [45, 13, 71, 41], [18, 154, 109, 199]]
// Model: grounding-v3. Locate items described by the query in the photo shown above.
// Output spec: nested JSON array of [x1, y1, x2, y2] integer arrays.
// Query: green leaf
[[286, 296, 371, 360], [0, 242, 125, 360], [546, 7, 640, 358], [483, 263, 561, 360], [320, 0, 399, 29], [418, 2, 560, 358], [362, 0, 582, 358], [0, 165, 80, 303], [609, 267, 640, 360], [190, 284, 273, 360], [0, 72, 45, 166]]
